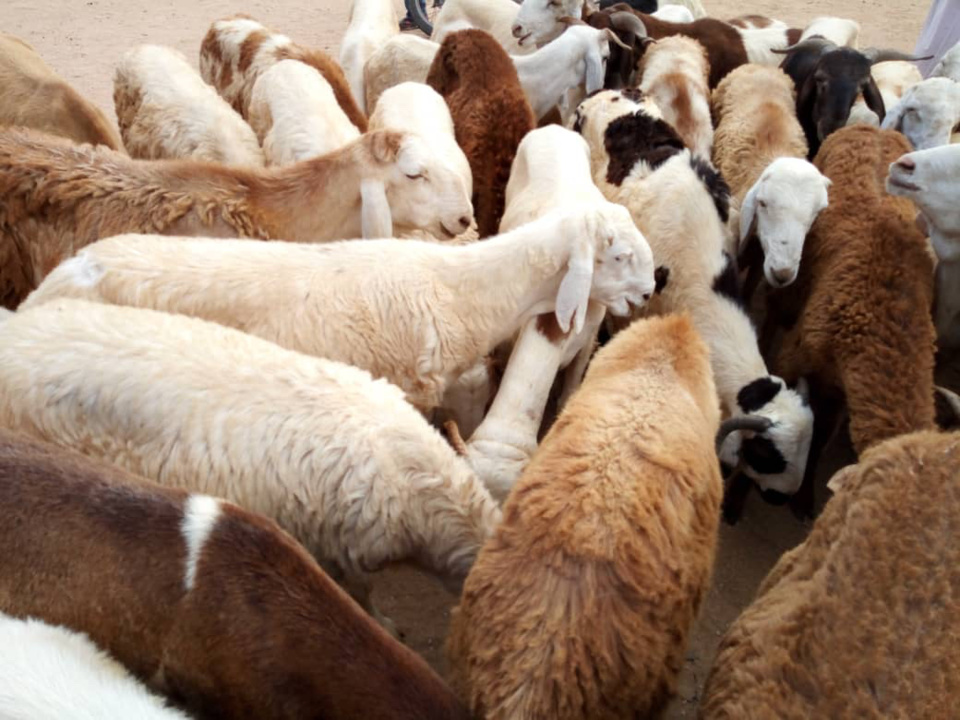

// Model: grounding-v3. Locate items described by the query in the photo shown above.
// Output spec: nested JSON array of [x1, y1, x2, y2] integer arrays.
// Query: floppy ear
[[739, 181, 760, 254], [584, 43, 605, 95], [880, 96, 905, 132], [369, 131, 402, 164], [862, 77, 886, 126], [360, 179, 392, 238], [556, 237, 596, 336], [796, 74, 817, 121]]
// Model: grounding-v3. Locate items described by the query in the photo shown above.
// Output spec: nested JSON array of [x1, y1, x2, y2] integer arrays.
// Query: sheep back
[[426, 29, 535, 238], [701, 430, 960, 719], [447, 313, 722, 719]]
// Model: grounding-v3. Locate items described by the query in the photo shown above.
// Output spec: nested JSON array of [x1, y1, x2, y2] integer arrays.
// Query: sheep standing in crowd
[[0, 126, 472, 309], [339, 0, 398, 113], [427, 29, 536, 237], [448, 314, 722, 719], [0, 32, 123, 150], [113, 44, 264, 165], [701, 431, 960, 719], [881, 77, 960, 150], [0, 430, 468, 720], [0, 299, 502, 633]]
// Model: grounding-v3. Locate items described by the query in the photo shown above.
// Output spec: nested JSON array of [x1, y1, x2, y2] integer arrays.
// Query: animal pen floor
[[2, 0, 932, 715]]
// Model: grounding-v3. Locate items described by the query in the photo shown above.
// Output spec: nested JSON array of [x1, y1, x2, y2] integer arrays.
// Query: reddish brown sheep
[[427, 29, 536, 238]]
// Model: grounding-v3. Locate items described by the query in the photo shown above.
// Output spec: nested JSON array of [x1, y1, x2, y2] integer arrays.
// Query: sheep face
[[383, 134, 474, 239], [882, 79, 960, 151], [719, 377, 814, 497], [887, 144, 960, 260], [800, 50, 880, 146], [512, 0, 582, 49], [931, 42, 960, 82], [587, 203, 658, 318], [739, 158, 831, 288]]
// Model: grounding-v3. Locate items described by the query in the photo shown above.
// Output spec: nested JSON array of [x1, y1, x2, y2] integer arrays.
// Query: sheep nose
[[642, 292, 651, 301], [771, 268, 794, 286], [897, 157, 916, 173], [459, 216, 471, 229], [512, 24, 523, 37]]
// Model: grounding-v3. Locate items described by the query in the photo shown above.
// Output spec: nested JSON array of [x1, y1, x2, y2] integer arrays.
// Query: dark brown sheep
[[427, 29, 536, 238], [0, 429, 468, 720]]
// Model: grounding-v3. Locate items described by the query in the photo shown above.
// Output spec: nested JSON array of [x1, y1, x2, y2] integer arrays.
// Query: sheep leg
[[720, 471, 753, 525], [789, 387, 841, 521]]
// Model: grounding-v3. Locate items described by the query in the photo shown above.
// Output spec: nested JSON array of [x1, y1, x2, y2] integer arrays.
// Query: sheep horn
[[861, 48, 934, 65], [715, 415, 774, 453], [770, 37, 835, 55], [935, 385, 960, 421], [442, 419, 469, 457], [608, 11, 647, 38], [603, 28, 633, 51]]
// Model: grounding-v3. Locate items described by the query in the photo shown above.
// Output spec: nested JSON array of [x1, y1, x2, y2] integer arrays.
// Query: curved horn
[[603, 27, 632, 51], [715, 416, 774, 453], [608, 11, 647, 38], [936, 385, 960, 421], [861, 48, 934, 65]]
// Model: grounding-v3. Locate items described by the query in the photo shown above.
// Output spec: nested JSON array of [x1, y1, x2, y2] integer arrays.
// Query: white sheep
[[339, 0, 398, 113], [847, 61, 923, 128], [248, 59, 361, 166], [799, 16, 861, 48], [113, 44, 263, 166], [25, 205, 656, 414], [368, 82, 472, 197], [931, 40, 960, 81], [363, 34, 440, 112], [0, 298, 501, 633], [575, 89, 814, 499], [882, 77, 960, 150], [0, 613, 192, 720], [652, 5, 695, 23], [432, 0, 535, 54]]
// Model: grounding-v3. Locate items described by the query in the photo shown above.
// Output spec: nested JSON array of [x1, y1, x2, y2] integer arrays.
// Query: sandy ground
[[0, 0, 931, 716]]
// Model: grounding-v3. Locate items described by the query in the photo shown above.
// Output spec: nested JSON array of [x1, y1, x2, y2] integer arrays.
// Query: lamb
[[248, 59, 361, 165], [881, 77, 960, 150], [24, 204, 655, 414], [799, 16, 861, 47], [447, 313, 722, 719], [711, 64, 830, 288], [368, 82, 472, 199], [339, 0, 398, 113], [0, 126, 473, 308], [766, 125, 937, 516], [432, 0, 535, 54], [846, 61, 923, 128], [0, 32, 122, 150], [0, 430, 469, 720], [199, 14, 367, 131], [0, 613, 190, 720], [0, 299, 501, 632], [700, 431, 960, 719], [931, 40, 960, 81], [427, 29, 536, 237], [574, 88, 814, 502], [638, 35, 713, 158], [113, 44, 263, 166]]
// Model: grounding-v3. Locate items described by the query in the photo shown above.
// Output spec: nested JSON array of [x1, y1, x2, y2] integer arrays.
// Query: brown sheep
[[700, 430, 960, 720], [0, 429, 469, 720], [199, 14, 367, 132], [447, 313, 722, 719], [427, 29, 536, 238], [0, 32, 122, 151], [767, 125, 937, 516]]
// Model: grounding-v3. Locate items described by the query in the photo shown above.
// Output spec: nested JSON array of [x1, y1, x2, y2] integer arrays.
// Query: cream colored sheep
[[447, 313, 722, 719], [113, 44, 263, 165], [339, 0, 398, 114], [363, 34, 439, 113]]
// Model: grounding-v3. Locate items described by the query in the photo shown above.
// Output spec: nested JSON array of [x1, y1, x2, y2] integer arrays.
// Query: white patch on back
[[61, 252, 105, 289], [180, 495, 222, 591]]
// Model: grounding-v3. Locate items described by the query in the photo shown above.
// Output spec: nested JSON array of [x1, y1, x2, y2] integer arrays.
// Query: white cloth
[[914, 0, 960, 77]]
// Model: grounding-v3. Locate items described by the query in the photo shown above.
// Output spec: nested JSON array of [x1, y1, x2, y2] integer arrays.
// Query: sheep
[[0, 126, 473, 308], [199, 14, 367, 131], [447, 313, 722, 719], [931, 40, 960, 81], [638, 35, 713, 158], [363, 34, 440, 112], [432, 0, 535, 54], [886, 143, 960, 347], [0, 430, 469, 720], [0, 32, 122, 150], [0, 613, 191, 720], [881, 77, 960, 150], [339, 0, 398, 113], [427, 29, 536, 237], [248, 59, 361, 165], [575, 89, 814, 503], [113, 44, 263, 166], [24, 203, 655, 415], [700, 431, 960, 719], [799, 16, 861, 47], [774, 37, 929, 158], [711, 64, 830, 289], [766, 125, 937, 517], [368, 82, 472, 197], [846, 61, 923, 128], [651, 4, 696, 23], [0, 298, 501, 634]]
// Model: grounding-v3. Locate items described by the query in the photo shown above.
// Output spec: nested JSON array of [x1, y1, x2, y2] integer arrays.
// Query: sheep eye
[[406, 173, 424, 180], [758, 200, 767, 208]]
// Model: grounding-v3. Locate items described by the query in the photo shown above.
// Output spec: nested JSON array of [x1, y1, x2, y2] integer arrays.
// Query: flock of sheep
[[1, 0, 959, 717]]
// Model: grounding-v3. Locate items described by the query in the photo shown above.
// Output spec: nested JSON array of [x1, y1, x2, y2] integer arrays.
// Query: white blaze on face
[[181, 495, 222, 591]]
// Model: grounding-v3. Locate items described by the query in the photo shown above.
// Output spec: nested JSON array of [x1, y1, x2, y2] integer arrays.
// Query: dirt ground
[[0, 0, 932, 716]]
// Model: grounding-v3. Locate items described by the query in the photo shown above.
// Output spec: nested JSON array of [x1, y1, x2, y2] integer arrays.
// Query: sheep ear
[[862, 77, 886, 126], [585, 44, 605, 95], [556, 239, 595, 336], [360, 179, 392, 239], [826, 464, 857, 494], [796, 76, 816, 122], [881, 97, 906, 132], [739, 182, 759, 254]]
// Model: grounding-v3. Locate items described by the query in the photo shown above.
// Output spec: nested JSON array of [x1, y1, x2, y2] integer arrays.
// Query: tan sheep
[[447, 313, 722, 719], [700, 430, 960, 719]]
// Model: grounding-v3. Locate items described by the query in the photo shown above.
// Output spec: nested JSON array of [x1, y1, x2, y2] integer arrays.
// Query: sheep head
[[882, 78, 960, 151], [512, 0, 584, 49], [887, 144, 960, 260]]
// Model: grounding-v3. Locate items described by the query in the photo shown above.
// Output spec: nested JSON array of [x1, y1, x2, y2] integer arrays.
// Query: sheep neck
[[512, 39, 580, 119]]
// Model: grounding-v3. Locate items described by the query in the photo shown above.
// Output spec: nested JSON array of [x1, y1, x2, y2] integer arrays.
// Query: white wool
[[799, 17, 861, 48], [180, 495, 222, 591], [432, 0, 535, 54]]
